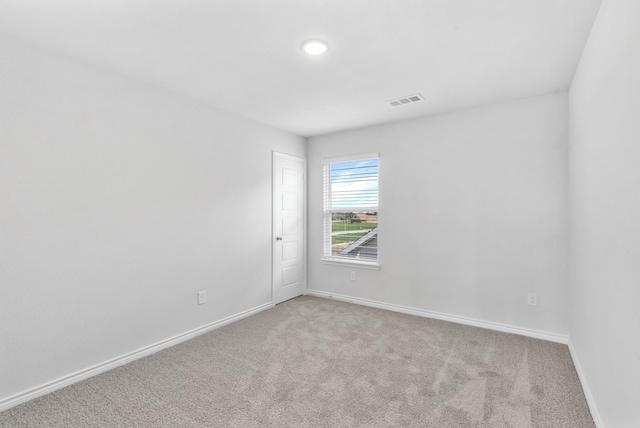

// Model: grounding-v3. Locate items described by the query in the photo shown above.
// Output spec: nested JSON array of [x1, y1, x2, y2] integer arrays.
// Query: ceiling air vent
[[387, 94, 424, 107]]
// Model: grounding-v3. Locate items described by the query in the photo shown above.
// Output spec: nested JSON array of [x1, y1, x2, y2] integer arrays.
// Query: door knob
[[276, 236, 283, 241]]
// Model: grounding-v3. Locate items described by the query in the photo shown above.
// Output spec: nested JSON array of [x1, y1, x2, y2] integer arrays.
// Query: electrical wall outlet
[[350, 272, 356, 281], [527, 293, 538, 306], [198, 291, 207, 305]]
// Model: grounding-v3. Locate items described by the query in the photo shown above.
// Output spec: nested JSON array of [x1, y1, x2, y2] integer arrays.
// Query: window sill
[[321, 257, 381, 270]]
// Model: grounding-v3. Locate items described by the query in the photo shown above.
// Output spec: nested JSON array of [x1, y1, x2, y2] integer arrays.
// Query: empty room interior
[[1, 0, 639, 427]]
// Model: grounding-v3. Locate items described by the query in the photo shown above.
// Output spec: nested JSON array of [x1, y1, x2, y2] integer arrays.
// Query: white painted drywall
[[0, 37, 305, 402], [568, 0, 640, 425], [0, 1, 602, 137], [308, 93, 569, 335]]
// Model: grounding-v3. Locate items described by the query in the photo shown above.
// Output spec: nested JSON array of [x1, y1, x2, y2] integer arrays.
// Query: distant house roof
[[354, 213, 377, 223]]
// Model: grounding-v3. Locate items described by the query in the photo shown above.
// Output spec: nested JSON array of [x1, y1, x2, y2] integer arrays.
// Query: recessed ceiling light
[[302, 39, 328, 55]]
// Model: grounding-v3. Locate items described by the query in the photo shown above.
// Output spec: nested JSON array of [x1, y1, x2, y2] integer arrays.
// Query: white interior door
[[273, 152, 305, 304]]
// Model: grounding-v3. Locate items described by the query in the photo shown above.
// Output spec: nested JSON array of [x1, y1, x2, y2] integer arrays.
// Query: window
[[322, 153, 379, 267]]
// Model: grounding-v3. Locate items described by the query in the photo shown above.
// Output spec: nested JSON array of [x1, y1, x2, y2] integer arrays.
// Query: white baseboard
[[306, 289, 568, 344], [568, 339, 604, 428], [0, 302, 274, 413]]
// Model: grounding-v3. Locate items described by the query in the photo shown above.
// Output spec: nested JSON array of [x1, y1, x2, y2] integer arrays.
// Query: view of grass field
[[331, 222, 375, 232], [332, 231, 369, 244], [331, 221, 377, 244]]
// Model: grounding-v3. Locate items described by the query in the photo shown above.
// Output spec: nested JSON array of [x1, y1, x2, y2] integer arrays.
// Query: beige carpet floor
[[0, 295, 594, 427]]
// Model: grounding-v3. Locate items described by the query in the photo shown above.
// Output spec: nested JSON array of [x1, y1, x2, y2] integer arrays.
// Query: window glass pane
[[330, 159, 378, 210], [330, 211, 378, 259], [323, 155, 378, 263]]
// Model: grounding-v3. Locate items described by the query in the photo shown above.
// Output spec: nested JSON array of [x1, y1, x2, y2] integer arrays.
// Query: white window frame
[[321, 152, 380, 270]]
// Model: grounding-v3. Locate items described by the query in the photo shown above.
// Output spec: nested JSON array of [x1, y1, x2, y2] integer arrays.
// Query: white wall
[[0, 37, 305, 403], [308, 93, 569, 336], [568, 0, 640, 425]]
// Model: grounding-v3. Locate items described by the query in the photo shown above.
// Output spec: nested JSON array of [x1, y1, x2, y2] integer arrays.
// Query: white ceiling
[[0, 0, 602, 137]]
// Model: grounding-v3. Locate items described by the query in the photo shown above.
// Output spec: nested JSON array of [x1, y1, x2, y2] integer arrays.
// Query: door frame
[[272, 151, 307, 304]]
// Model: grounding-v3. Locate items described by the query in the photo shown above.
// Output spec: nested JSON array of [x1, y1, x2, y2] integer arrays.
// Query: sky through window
[[330, 159, 378, 210]]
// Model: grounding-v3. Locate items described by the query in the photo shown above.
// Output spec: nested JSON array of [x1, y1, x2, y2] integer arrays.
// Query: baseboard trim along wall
[[568, 339, 604, 428], [306, 289, 569, 344], [0, 302, 275, 413]]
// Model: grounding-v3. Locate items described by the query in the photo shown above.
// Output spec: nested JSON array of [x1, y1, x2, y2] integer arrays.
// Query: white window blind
[[323, 153, 379, 264]]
